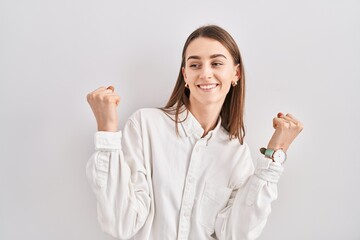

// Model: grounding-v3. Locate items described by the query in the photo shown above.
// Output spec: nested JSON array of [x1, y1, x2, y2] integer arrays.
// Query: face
[[182, 37, 240, 108]]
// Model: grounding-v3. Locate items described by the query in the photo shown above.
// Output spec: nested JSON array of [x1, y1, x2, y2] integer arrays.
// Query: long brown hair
[[162, 25, 246, 144]]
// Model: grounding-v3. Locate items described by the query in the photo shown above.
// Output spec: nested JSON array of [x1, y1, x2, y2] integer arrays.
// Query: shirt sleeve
[[86, 118, 151, 239], [214, 144, 284, 240]]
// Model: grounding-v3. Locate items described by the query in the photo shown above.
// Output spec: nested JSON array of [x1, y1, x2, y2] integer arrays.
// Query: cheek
[[222, 82, 232, 93], [217, 71, 234, 85], [186, 72, 198, 81]]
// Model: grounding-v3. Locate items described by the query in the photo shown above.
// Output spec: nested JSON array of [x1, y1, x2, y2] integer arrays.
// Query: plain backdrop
[[1, 0, 359, 239]]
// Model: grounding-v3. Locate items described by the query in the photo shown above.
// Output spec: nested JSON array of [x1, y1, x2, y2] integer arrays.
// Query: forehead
[[185, 37, 232, 59]]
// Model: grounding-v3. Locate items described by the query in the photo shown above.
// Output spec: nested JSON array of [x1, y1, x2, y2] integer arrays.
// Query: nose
[[199, 64, 213, 80]]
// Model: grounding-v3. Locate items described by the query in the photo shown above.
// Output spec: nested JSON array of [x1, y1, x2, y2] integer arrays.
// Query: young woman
[[86, 25, 303, 240]]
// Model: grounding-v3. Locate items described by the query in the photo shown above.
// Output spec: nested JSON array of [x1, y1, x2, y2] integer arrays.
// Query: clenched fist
[[267, 112, 304, 152], [86, 86, 120, 132]]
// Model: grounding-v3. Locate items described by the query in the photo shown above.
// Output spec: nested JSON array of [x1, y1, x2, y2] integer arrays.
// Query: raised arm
[[85, 86, 151, 239], [214, 112, 303, 239]]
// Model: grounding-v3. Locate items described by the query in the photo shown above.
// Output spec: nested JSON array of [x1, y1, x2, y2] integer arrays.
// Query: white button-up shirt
[[86, 107, 284, 240]]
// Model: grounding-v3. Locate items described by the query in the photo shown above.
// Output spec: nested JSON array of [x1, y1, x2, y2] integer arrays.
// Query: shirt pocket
[[198, 182, 233, 230]]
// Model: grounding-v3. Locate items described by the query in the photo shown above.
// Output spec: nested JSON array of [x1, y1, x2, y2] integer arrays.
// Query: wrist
[[267, 145, 287, 153], [260, 147, 287, 165], [97, 124, 118, 132]]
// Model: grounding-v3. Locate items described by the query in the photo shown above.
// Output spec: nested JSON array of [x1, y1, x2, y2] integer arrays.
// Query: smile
[[197, 83, 219, 90]]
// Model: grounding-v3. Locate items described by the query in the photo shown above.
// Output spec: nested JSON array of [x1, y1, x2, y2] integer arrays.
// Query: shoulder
[[127, 107, 171, 127], [122, 108, 164, 134], [129, 108, 164, 120], [125, 107, 177, 137]]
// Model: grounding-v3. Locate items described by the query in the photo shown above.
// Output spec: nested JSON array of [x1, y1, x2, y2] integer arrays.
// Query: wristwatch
[[260, 147, 287, 165]]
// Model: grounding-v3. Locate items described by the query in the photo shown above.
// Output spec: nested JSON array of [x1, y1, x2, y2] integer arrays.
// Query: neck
[[188, 100, 222, 137]]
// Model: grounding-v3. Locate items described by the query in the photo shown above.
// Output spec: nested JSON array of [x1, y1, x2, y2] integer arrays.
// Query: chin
[[190, 96, 225, 107]]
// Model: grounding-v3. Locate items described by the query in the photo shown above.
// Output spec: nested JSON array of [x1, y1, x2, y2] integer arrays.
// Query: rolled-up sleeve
[[214, 148, 284, 240], [86, 119, 151, 239]]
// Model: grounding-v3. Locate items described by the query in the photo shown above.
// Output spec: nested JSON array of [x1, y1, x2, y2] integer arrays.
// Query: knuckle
[[94, 94, 102, 101], [86, 93, 94, 102], [104, 96, 116, 103], [104, 96, 111, 103]]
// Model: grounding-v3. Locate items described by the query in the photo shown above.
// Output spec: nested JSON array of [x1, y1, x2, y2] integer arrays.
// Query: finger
[[273, 117, 292, 129], [92, 86, 107, 93], [273, 117, 283, 129], [286, 113, 304, 131], [89, 87, 113, 98], [95, 87, 116, 97], [102, 89, 116, 94], [285, 113, 299, 123], [93, 86, 115, 94], [277, 112, 298, 125], [278, 113, 290, 123], [104, 93, 121, 104], [280, 115, 298, 125], [108, 93, 120, 100], [115, 95, 120, 106], [101, 90, 120, 98], [107, 86, 115, 92], [87, 87, 117, 104], [87, 86, 106, 102]]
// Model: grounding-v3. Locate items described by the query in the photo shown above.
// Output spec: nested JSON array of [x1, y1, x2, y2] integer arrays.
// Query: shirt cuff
[[94, 131, 122, 151], [254, 156, 284, 183]]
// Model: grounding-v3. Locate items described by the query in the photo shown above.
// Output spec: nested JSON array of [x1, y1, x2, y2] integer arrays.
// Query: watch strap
[[260, 147, 274, 159], [264, 148, 275, 159]]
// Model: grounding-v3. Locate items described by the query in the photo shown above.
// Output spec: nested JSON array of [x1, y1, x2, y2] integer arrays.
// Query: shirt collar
[[178, 105, 222, 142]]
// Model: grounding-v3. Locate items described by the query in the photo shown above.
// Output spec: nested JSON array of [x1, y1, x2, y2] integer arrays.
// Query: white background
[[1, 0, 359, 239]]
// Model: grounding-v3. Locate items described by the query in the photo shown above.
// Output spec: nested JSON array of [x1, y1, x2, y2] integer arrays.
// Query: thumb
[[273, 117, 283, 129], [107, 86, 115, 92]]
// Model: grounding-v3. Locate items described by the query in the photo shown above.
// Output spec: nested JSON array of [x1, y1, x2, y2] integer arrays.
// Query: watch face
[[273, 150, 286, 164]]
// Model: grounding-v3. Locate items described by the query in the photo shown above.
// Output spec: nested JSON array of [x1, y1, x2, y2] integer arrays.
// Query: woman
[[86, 25, 303, 240]]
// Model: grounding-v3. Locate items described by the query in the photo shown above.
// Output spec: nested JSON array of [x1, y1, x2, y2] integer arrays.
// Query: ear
[[234, 64, 240, 81], [182, 66, 187, 80]]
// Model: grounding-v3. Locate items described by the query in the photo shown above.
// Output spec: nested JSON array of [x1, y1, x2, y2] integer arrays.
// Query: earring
[[232, 81, 238, 87], [185, 83, 189, 88]]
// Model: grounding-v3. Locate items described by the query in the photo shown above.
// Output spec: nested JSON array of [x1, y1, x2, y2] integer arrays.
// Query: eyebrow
[[187, 54, 227, 61]]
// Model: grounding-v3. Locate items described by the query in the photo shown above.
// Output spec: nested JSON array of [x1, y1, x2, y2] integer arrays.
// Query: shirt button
[[184, 211, 190, 217]]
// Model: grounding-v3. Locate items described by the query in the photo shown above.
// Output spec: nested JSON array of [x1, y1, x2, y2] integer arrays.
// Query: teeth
[[198, 84, 217, 90]]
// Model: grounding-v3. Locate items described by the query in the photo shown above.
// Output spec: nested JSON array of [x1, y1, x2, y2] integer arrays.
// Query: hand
[[267, 112, 304, 152], [86, 86, 120, 132]]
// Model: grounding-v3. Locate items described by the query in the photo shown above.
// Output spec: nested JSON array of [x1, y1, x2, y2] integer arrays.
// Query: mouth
[[196, 83, 219, 91]]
